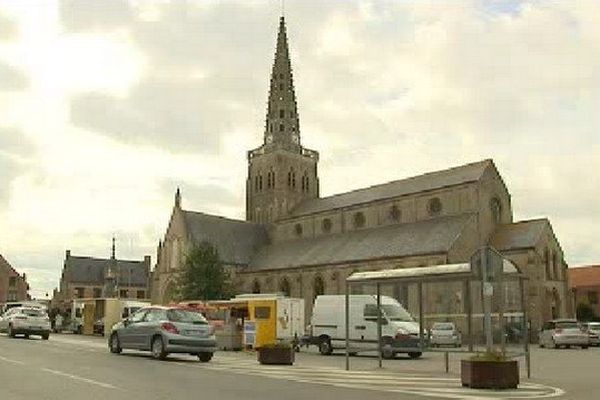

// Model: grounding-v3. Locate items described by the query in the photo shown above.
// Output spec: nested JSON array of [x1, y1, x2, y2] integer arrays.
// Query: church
[[150, 17, 571, 334]]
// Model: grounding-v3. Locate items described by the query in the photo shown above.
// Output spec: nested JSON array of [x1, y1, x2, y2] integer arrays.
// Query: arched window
[[294, 223, 303, 237], [389, 205, 401, 222], [322, 218, 332, 233], [545, 249, 552, 280], [259, 175, 263, 191], [254, 176, 259, 191], [279, 109, 284, 118], [427, 197, 442, 216], [353, 212, 366, 228], [313, 275, 325, 301], [267, 172, 271, 189], [252, 280, 261, 294], [271, 171, 275, 189], [279, 278, 291, 297], [279, 124, 284, 132], [490, 197, 502, 224]]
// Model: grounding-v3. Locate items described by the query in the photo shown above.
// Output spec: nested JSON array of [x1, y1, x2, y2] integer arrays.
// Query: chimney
[[66, 250, 71, 259]]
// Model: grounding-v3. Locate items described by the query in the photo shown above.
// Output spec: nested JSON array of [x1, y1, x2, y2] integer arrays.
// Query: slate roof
[[568, 266, 600, 288], [67, 256, 148, 286], [183, 211, 270, 266], [248, 214, 474, 271], [289, 159, 493, 217], [489, 219, 549, 251]]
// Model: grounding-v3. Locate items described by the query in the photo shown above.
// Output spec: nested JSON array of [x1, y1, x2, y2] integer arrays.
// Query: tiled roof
[[183, 211, 270, 266], [248, 214, 474, 271], [568, 266, 600, 288], [288, 160, 493, 217], [489, 219, 549, 251], [68, 256, 148, 286]]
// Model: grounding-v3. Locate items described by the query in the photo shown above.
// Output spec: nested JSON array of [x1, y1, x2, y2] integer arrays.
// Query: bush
[[469, 349, 510, 362]]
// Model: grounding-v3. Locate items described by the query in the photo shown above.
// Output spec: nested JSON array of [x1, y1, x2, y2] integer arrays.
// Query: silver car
[[0, 306, 51, 339], [429, 322, 461, 347], [582, 322, 600, 346], [539, 319, 589, 349], [108, 306, 217, 362]]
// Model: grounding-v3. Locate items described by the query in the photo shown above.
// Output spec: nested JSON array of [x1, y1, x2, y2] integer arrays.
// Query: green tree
[[175, 241, 231, 301], [576, 303, 597, 322]]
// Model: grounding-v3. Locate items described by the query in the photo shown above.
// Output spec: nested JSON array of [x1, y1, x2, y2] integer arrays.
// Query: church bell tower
[[246, 16, 319, 223]]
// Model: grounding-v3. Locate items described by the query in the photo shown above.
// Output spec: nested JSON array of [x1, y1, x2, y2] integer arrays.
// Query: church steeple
[[264, 16, 301, 149], [246, 15, 319, 224]]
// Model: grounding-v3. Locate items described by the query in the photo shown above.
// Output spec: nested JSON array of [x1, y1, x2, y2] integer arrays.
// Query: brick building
[[0, 254, 30, 307], [569, 265, 600, 318]]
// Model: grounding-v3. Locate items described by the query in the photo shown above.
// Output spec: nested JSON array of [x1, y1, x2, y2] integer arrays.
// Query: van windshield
[[382, 304, 414, 322]]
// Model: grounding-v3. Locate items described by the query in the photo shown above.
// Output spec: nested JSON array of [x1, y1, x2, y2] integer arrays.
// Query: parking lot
[[2, 332, 599, 399]]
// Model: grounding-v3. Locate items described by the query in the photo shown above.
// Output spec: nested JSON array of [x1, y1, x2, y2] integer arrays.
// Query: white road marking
[[176, 355, 564, 400], [41, 368, 119, 390], [0, 355, 25, 365]]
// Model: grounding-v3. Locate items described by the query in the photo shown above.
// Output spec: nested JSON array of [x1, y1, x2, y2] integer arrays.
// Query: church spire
[[264, 16, 301, 150], [111, 236, 116, 260]]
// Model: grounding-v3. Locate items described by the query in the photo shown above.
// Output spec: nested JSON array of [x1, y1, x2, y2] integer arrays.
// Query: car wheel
[[318, 338, 333, 356], [408, 352, 422, 359], [381, 344, 395, 360], [24, 334, 29, 339], [565, 345, 571, 349], [7, 324, 16, 338], [109, 333, 122, 354], [151, 336, 168, 360], [582, 345, 588, 350], [41, 333, 49, 340], [198, 352, 213, 363]]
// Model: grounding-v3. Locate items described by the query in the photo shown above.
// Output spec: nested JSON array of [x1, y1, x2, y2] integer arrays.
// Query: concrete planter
[[461, 359, 519, 389], [257, 346, 295, 365]]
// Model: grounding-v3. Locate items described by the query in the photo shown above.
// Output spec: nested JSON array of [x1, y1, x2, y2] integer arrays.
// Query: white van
[[310, 295, 424, 359]]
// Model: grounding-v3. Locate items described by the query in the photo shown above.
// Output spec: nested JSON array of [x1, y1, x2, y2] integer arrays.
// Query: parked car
[[0, 306, 51, 340], [430, 322, 461, 347], [581, 322, 600, 346], [310, 295, 424, 359], [108, 306, 217, 362], [539, 319, 589, 349]]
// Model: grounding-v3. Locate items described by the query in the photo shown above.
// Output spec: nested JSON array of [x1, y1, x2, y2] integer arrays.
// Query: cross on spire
[[263, 16, 301, 150]]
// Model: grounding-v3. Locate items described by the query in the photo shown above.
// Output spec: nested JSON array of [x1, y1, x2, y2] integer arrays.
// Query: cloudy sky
[[0, 0, 598, 298]]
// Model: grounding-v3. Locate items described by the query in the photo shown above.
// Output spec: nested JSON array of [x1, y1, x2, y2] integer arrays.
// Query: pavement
[[0, 333, 596, 400]]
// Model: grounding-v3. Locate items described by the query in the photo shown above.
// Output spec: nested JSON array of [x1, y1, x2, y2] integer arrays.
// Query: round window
[[294, 223, 303, 236], [428, 197, 442, 215], [322, 218, 332, 233]]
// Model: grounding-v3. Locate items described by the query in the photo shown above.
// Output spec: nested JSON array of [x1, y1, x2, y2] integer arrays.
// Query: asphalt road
[[0, 333, 593, 400]]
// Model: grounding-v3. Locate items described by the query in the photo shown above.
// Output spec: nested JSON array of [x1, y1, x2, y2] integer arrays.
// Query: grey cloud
[[59, 0, 132, 31], [161, 179, 239, 210], [0, 127, 34, 205], [0, 63, 28, 91], [0, 11, 18, 40], [70, 78, 225, 153]]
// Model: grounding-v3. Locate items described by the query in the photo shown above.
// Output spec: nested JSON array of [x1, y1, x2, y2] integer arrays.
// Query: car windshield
[[21, 308, 45, 317], [432, 323, 454, 330], [167, 309, 208, 324], [556, 321, 580, 329], [382, 304, 414, 322]]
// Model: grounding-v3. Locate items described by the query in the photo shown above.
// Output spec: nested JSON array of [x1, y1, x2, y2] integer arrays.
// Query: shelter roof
[[248, 214, 474, 271], [288, 160, 492, 217], [347, 260, 518, 284]]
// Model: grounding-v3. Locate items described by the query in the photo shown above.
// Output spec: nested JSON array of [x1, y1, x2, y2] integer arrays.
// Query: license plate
[[186, 330, 205, 336]]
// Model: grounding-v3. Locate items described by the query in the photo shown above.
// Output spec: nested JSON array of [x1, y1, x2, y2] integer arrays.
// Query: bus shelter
[[344, 247, 530, 376]]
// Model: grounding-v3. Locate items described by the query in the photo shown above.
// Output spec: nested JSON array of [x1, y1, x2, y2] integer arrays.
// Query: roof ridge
[[318, 159, 492, 202], [507, 218, 549, 226], [182, 209, 261, 226], [69, 255, 145, 264]]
